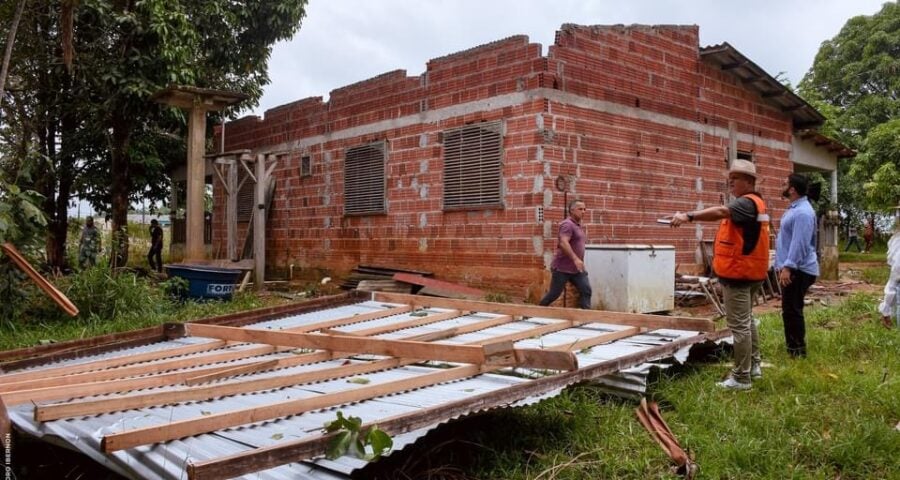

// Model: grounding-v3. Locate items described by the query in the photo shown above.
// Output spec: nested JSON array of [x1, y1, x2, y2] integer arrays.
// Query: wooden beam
[[1, 243, 78, 316], [372, 293, 715, 332], [0, 344, 297, 394], [186, 329, 729, 480], [104, 323, 626, 451], [183, 359, 281, 386], [720, 60, 747, 70], [102, 363, 486, 452], [182, 324, 575, 370], [226, 159, 238, 260], [254, 154, 266, 288], [343, 309, 464, 337], [36, 314, 519, 421], [1, 362, 255, 405], [37, 317, 638, 422], [0, 395, 9, 449], [14, 305, 424, 407], [0, 340, 227, 386]]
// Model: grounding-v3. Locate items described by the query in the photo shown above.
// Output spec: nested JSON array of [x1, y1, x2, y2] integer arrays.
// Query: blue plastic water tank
[[165, 264, 243, 300]]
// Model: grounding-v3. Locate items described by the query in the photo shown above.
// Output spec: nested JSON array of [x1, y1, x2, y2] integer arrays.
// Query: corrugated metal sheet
[[4, 299, 718, 480]]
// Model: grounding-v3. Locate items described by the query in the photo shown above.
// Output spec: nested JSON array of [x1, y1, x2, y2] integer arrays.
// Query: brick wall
[[213, 25, 797, 302]]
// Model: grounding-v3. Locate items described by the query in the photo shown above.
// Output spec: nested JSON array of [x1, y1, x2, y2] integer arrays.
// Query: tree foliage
[[1, 0, 307, 268], [799, 2, 900, 213]]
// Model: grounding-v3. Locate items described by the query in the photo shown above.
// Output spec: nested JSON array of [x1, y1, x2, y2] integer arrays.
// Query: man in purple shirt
[[539, 199, 592, 309]]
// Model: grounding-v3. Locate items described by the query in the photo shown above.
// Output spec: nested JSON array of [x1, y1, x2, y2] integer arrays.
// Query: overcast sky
[[247, 0, 888, 117]]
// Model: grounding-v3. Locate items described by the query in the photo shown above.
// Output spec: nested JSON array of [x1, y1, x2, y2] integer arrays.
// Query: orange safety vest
[[713, 193, 770, 281]]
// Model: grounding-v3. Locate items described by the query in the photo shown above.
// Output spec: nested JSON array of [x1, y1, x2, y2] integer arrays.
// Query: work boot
[[716, 376, 752, 391], [750, 363, 762, 379]]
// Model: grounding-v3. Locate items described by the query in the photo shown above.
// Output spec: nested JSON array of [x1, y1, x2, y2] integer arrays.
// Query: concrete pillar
[[185, 107, 208, 261]]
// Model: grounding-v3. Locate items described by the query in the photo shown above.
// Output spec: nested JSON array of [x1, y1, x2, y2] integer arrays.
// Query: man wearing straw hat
[[666, 159, 770, 390]]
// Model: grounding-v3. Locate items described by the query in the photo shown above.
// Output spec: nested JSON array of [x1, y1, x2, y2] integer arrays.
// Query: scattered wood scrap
[[356, 279, 413, 294], [1, 242, 78, 316], [340, 265, 434, 290], [393, 272, 486, 300], [636, 398, 697, 479]]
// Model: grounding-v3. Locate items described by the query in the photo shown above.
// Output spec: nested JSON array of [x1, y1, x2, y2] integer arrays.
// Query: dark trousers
[[845, 236, 862, 252], [148, 245, 163, 272], [781, 270, 816, 357], [539, 270, 592, 309]]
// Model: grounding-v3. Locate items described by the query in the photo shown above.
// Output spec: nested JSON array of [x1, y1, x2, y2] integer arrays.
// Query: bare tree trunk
[[110, 111, 131, 269], [0, 0, 27, 113]]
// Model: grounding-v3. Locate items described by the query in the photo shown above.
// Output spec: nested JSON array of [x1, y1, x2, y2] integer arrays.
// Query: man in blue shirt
[[775, 174, 819, 358]]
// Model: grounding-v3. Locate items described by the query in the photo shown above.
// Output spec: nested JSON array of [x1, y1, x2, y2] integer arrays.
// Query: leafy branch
[[323, 411, 393, 460]]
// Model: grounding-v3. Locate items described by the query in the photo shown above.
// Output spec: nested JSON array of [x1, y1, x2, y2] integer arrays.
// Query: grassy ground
[[362, 250, 900, 480], [3, 243, 896, 479], [0, 290, 279, 352], [361, 293, 899, 480]]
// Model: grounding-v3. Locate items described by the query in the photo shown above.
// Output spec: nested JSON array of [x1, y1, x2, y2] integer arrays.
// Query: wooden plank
[[0, 395, 9, 449], [183, 324, 574, 370], [254, 154, 267, 289], [101, 326, 642, 453], [4, 305, 411, 393], [183, 359, 280, 386], [345, 309, 464, 337], [17, 305, 429, 408], [36, 314, 515, 421], [1, 242, 78, 316], [1, 363, 249, 406], [0, 340, 228, 386], [373, 292, 715, 332], [102, 364, 487, 452], [3, 351, 334, 406], [392, 273, 485, 299], [0, 291, 361, 369], [186, 329, 730, 480], [0, 343, 275, 394], [37, 314, 534, 421]]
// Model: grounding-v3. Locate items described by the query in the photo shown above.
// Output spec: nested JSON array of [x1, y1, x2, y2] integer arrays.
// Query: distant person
[[845, 224, 862, 252], [78, 216, 101, 268], [863, 219, 875, 253], [539, 199, 592, 309], [666, 159, 770, 391], [148, 219, 164, 273], [775, 174, 819, 358], [878, 204, 900, 328]]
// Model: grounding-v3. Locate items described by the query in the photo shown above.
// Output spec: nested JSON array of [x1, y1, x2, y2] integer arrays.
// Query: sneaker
[[750, 363, 762, 379], [716, 377, 752, 391]]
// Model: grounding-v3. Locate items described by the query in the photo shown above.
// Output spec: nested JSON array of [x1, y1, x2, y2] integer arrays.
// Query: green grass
[[838, 238, 888, 263], [0, 263, 279, 351], [364, 293, 900, 480], [862, 265, 891, 285]]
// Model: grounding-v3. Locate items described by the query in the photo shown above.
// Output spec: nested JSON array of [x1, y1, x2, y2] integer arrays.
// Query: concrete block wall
[[212, 24, 800, 300], [545, 25, 792, 267], [214, 36, 552, 299]]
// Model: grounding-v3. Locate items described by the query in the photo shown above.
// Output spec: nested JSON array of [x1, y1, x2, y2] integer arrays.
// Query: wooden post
[[186, 106, 208, 261], [226, 158, 238, 261], [254, 154, 266, 289]]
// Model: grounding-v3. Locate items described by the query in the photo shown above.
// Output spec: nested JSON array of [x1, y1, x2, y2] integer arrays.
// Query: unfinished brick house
[[212, 24, 841, 301]]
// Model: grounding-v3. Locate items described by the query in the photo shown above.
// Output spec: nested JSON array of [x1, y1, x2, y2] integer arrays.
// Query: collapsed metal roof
[[700, 42, 826, 130], [1, 293, 724, 480]]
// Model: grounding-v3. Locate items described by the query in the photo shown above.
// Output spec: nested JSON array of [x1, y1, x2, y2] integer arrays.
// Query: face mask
[[782, 187, 791, 199]]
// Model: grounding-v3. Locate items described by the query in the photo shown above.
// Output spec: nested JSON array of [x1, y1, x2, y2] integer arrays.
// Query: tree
[[799, 2, 900, 214], [1, 0, 308, 268]]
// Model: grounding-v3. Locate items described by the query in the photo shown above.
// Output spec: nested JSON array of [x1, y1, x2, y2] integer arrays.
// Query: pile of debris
[[343, 265, 486, 300]]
